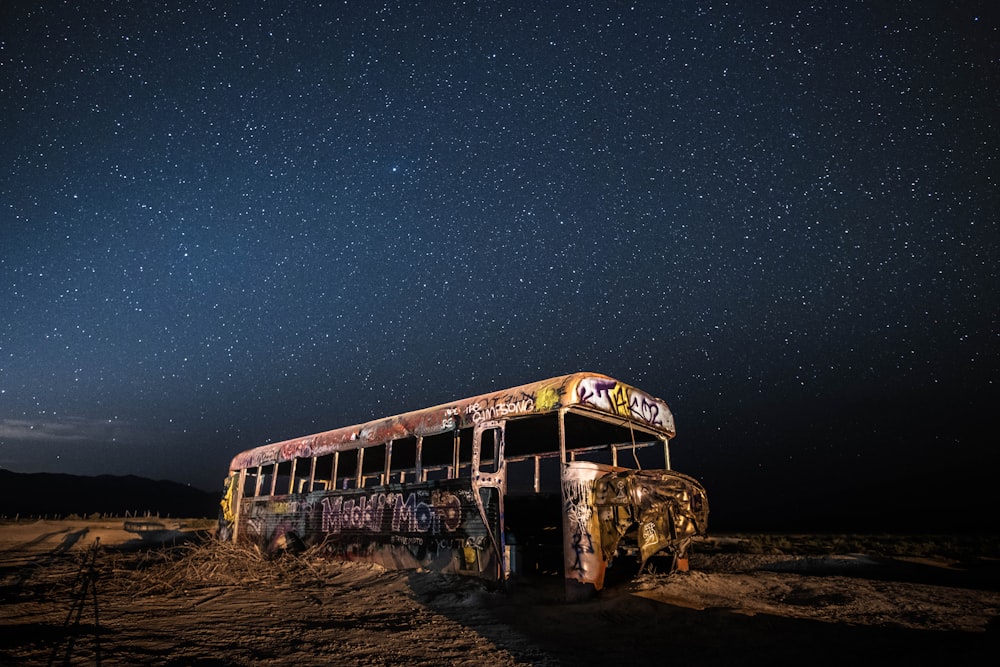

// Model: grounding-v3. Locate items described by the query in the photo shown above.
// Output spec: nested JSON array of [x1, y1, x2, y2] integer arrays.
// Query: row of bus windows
[[240, 429, 503, 499], [239, 437, 665, 500]]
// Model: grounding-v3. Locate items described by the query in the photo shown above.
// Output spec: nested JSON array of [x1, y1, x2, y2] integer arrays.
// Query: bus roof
[[228, 372, 676, 471]]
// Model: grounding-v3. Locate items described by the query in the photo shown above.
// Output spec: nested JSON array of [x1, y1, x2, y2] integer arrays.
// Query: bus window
[[537, 456, 560, 492], [504, 416, 559, 494], [634, 440, 669, 470], [259, 464, 275, 497], [506, 451, 561, 494], [504, 414, 559, 458], [569, 446, 613, 466], [336, 449, 358, 490], [361, 444, 386, 488], [242, 468, 258, 498], [422, 432, 454, 481], [388, 437, 417, 484], [292, 457, 312, 494], [457, 428, 473, 478], [275, 460, 293, 495], [479, 427, 501, 474], [312, 454, 334, 491], [505, 456, 537, 494]]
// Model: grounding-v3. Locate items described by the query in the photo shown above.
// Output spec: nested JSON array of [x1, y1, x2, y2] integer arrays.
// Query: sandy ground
[[1, 520, 998, 666]]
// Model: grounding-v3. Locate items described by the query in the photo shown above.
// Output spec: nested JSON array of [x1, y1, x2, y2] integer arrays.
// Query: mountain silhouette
[[0, 470, 220, 518]]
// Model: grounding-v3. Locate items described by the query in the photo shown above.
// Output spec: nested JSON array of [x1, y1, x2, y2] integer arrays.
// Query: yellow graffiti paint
[[536, 386, 561, 412], [610, 383, 631, 418], [220, 475, 236, 522]]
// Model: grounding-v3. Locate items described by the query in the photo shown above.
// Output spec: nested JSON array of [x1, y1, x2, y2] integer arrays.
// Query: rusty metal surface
[[595, 469, 709, 567], [230, 373, 677, 471], [561, 464, 709, 598], [562, 462, 609, 597]]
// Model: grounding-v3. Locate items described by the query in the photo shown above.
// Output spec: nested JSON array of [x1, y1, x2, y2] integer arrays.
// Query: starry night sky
[[2, 2, 997, 531]]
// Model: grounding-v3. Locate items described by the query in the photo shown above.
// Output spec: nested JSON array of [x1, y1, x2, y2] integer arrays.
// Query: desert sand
[[1, 519, 997, 665]]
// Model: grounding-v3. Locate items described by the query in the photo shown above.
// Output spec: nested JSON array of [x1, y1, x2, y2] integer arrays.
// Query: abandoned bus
[[220, 372, 708, 599]]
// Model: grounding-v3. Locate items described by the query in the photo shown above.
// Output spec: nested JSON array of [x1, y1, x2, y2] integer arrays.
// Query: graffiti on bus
[[576, 376, 668, 428], [320, 489, 466, 535]]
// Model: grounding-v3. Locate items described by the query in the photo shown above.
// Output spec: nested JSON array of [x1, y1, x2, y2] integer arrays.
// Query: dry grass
[[94, 530, 1000, 600], [100, 538, 342, 597], [97, 531, 1000, 603]]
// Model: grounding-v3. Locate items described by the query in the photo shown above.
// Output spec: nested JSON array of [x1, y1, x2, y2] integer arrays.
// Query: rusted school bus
[[220, 372, 708, 598]]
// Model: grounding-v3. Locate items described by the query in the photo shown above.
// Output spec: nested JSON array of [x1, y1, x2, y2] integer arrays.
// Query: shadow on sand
[[409, 571, 998, 666]]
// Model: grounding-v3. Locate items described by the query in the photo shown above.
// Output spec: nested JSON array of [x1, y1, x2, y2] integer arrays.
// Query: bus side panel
[[235, 479, 499, 580]]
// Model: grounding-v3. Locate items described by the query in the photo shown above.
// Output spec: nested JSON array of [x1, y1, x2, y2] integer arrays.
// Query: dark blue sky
[[2, 2, 997, 530]]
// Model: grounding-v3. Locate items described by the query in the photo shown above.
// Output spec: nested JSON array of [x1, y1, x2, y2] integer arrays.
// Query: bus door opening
[[471, 420, 506, 581]]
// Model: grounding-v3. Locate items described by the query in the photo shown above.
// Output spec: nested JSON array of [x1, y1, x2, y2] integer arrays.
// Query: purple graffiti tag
[[628, 394, 663, 426], [576, 378, 617, 407]]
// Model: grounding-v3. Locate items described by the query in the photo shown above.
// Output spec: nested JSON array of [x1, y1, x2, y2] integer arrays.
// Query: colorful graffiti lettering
[[321, 490, 463, 535], [576, 378, 666, 428], [466, 392, 535, 423]]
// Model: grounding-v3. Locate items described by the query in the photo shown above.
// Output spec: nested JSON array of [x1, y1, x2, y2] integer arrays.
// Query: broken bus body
[[220, 372, 709, 599]]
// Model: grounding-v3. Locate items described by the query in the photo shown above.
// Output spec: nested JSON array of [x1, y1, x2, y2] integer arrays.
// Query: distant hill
[[0, 470, 220, 519]]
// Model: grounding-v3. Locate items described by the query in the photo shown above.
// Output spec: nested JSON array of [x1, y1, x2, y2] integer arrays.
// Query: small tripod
[[50, 537, 102, 666]]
